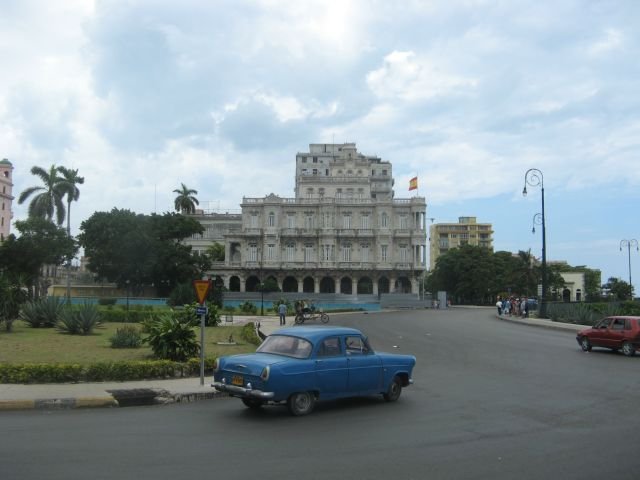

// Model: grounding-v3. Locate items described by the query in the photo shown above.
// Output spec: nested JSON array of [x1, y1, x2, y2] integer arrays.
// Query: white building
[[189, 143, 428, 295], [0, 158, 14, 242]]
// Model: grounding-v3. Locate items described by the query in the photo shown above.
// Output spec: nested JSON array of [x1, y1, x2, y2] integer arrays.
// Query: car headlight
[[260, 365, 270, 381], [213, 358, 220, 372]]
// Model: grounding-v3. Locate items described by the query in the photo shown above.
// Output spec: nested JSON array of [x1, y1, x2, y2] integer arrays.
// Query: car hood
[[219, 353, 289, 376]]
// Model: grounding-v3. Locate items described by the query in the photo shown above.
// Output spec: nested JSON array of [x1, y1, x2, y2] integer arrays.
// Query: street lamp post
[[523, 168, 547, 318], [619, 239, 639, 300]]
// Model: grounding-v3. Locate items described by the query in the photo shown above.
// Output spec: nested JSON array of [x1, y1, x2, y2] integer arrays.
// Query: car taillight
[[260, 365, 270, 381]]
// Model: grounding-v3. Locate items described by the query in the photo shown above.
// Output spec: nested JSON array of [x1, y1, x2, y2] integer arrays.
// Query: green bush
[[19, 297, 66, 328], [239, 301, 257, 314], [56, 303, 102, 335], [109, 325, 143, 348], [143, 313, 200, 361], [0, 276, 27, 332], [240, 322, 261, 345], [0, 359, 220, 383]]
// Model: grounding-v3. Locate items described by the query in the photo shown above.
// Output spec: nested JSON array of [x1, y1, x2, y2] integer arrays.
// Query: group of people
[[496, 296, 529, 318]]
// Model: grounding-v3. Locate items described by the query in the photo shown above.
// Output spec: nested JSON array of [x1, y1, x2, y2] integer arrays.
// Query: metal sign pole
[[200, 312, 205, 386]]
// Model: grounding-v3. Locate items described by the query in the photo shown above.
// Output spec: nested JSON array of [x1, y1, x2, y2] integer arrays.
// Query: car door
[[344, 335, 382, 394], [608, 318, 627, 348], [314, 336, 348, 397], [591, 317, 613, 347]]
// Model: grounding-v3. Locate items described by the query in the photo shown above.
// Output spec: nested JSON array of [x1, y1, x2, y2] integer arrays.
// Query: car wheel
[[320, 313, 329, 324], [241, 398, 264, 409], [580, 337, 592, 352], [621, 341, 636, 357], [383, 376, 402, 402], [294, 314, 304, 324], [287, 391, 315, 416]]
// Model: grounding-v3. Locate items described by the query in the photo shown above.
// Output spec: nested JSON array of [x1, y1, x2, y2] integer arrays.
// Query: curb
[[0, 396, 118, 411], [497, 314, 587, 332]]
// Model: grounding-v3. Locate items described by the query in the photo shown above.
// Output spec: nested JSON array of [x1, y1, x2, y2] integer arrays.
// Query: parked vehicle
[[293, 300, 329, 324], [576, 316, 640, 356], [212, 326, 416, 416]]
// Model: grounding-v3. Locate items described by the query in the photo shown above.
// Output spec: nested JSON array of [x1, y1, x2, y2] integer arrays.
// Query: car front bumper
[[212, 382, 275, 400]]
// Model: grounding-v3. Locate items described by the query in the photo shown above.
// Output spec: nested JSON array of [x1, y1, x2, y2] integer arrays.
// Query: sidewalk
[[496, 312, 588, 332], [0, 315, 283, 412]]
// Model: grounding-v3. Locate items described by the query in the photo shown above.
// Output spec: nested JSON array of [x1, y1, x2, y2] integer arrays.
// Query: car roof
[[270, 326, 362, 343]]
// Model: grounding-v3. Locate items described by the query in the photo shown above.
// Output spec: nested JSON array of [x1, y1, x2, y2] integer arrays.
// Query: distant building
[[185, 143, 428, 295], [429, 216, 493, 270], [0, 158, 14, 242]]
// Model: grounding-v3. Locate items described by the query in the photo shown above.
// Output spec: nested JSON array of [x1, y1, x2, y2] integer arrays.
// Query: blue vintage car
[[212, 326, 416, 416]]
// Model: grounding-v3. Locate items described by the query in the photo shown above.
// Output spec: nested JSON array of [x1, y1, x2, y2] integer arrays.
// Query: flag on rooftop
[[409, 176, 418, 191]]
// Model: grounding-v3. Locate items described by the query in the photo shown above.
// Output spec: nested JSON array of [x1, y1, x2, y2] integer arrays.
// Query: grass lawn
[[0, 321, 256, 364]]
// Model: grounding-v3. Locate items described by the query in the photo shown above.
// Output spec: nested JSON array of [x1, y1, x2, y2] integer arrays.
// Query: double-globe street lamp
[[619, 239, 638, 300], [523, 168, 547, 318]]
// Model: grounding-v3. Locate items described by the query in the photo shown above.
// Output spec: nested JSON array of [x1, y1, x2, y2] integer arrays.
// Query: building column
[[314, 276, 320, 294], [298, 277, 304, 293], [372, 279, 379, 296], [336, 275, 342, 294], [239, 276, 246, 293], [352, 278, 357, 295]]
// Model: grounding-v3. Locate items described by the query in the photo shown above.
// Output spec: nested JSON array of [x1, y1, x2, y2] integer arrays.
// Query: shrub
[[239, 301, 257, 314], [143, 313, 200, 361], [109, 325, 143, 348], [56, 303, 102, 335], [167, 282, 196, 307], [240, 322, 262, 345], [0, 277, 27, 332], [19, 297, 65, 328]]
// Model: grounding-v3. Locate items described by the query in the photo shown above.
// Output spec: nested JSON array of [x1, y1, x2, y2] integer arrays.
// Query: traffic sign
[[192, 279, 212, 305], [195, 306, 208, 316]]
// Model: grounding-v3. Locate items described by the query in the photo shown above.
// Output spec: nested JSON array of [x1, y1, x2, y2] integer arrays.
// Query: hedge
[[0, 358, 218, 384]]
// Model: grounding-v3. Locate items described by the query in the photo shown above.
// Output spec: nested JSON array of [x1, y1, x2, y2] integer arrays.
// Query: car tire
[[294, 314, 304, 325], [383, 376, 402, 402], [320, 313, 329, 324], [287, 391, 315, 416], [580, 337, 592, 352], [241, 398, 264, 409], [621, 341, 636, 357]]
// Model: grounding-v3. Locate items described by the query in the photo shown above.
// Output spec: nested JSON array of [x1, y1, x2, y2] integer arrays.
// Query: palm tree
[[18, 165, 70, 225], [57, 167, 84, 237], [173, 183, 199, 214], [58, 167, 84, 301]]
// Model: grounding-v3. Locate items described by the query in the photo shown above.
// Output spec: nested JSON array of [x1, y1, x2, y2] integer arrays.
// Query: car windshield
[[257, 335, 313, 359]]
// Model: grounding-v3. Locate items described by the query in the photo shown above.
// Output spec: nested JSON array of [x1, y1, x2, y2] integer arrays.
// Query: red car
[[576, 316, 640, 356]]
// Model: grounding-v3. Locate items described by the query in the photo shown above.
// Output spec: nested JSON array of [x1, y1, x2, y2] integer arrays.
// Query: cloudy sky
[[2, 0, 639, 286]]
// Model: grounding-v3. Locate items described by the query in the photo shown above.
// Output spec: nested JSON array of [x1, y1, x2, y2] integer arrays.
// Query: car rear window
[[257, 335, 313, 359]]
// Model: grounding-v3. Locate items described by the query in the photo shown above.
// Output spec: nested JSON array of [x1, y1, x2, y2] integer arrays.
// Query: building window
[[343, 214, 351, 229], [249, 244, 258, 262], [322, 245, 333, 261], [287, 214, 295, 228], [399, 215, 408, 229], [361, 243, 369, 262], [381, 213, 388, 228], [268, 212, 275, 227], [399, 245, 408, 262], [307, 188, 314, 198], [360, 214, 370, 229], [319, 188, 325, 197], [250, 214, 258, 228], [381, 245, 388, 262], [323, 213, 333, 228], [286, 243, 295, 261], [267, 244, 275, 260], [313, 156, 318, 163], [305, 214, 314, 229], [304, 244, 313, 262], [341, 243, 351, 262]]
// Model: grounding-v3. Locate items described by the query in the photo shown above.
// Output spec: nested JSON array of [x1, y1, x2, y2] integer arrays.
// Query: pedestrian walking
[[496, 299, 502, 315], [278, 302, 287, 326]]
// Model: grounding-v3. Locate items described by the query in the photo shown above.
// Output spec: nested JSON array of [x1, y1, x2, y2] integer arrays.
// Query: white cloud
[[366, 51, 477, 101], [588, 28, 623, 56]]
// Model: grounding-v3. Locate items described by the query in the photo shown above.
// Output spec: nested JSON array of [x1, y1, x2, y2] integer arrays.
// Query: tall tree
[[173, 183, 199, 214], [57, 167, 84, 300], [17, 165, 71, 225], [57, 167, 84, 237]]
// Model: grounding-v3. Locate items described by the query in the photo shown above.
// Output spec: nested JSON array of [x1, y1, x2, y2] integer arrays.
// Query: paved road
[[1, 308, 639, 480]]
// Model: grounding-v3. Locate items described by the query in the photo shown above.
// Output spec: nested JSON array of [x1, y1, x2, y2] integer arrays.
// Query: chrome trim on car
[[212, 382, 275, 399]]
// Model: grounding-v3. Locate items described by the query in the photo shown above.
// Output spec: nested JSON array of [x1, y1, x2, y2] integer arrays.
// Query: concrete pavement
[[0, 311, 588, 411]]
